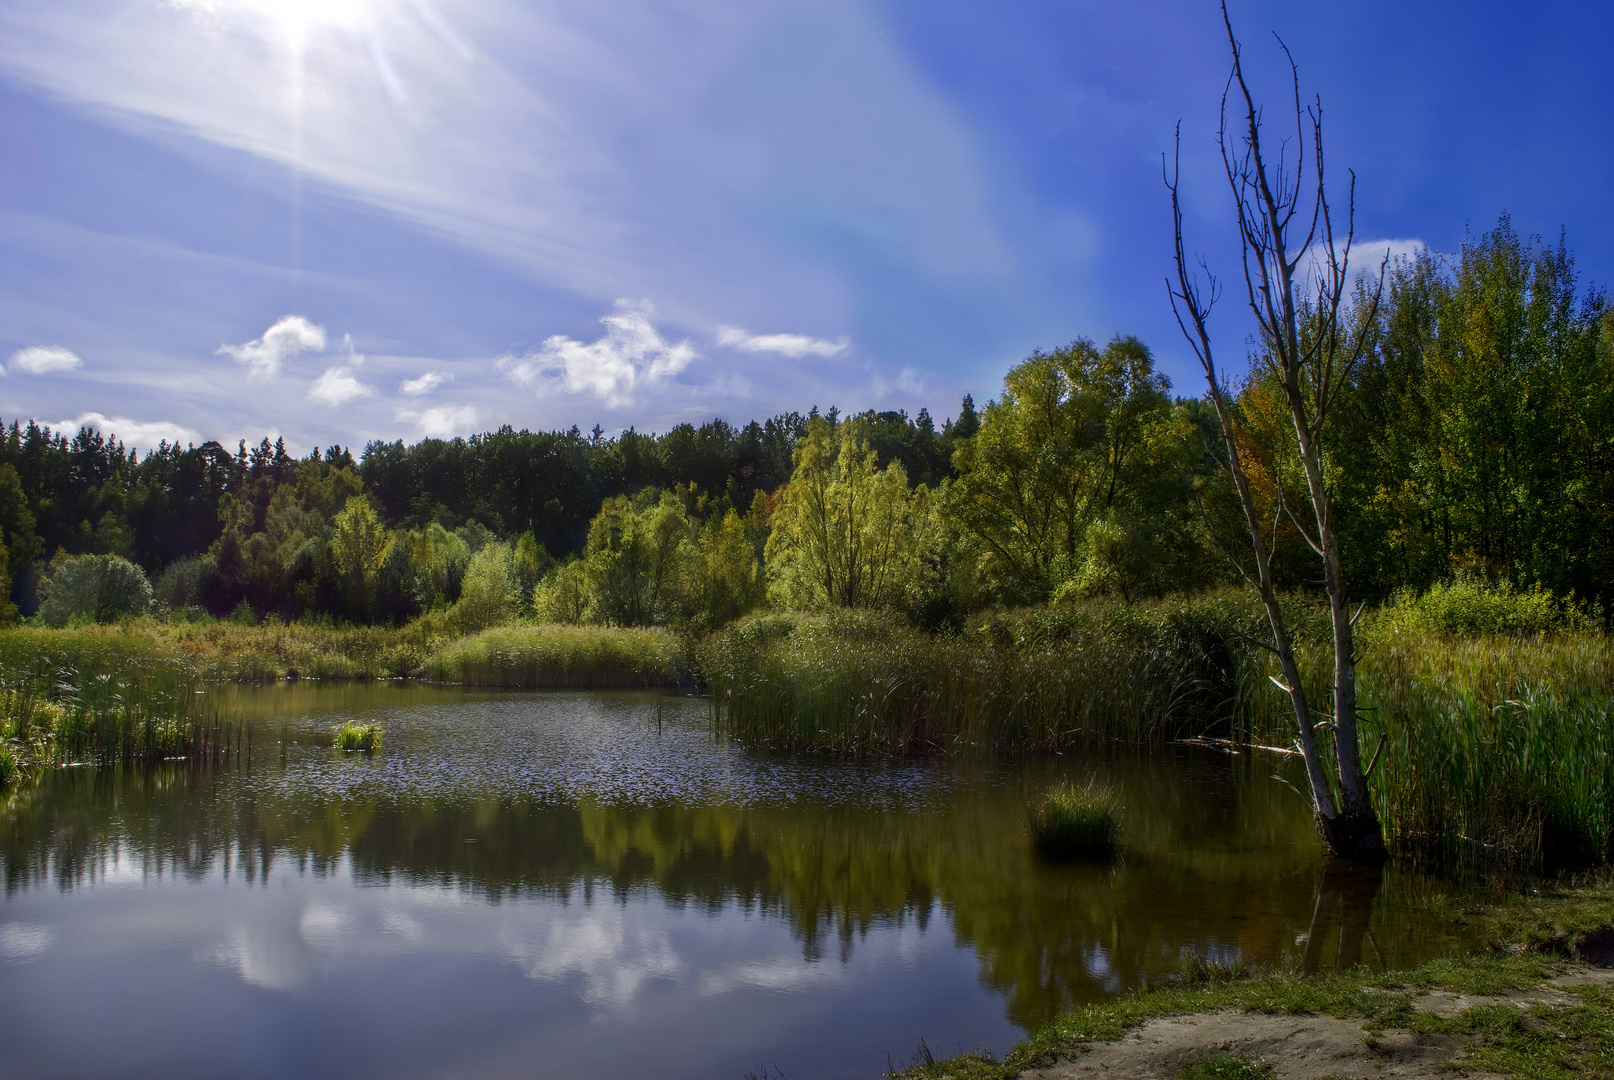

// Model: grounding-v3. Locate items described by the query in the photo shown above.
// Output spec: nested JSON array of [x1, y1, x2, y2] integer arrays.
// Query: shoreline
[[892, 879, 1614, 1080]]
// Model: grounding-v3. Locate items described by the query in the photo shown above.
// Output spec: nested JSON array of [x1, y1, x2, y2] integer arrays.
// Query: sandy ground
[[1019, 966, 1614, 1080]]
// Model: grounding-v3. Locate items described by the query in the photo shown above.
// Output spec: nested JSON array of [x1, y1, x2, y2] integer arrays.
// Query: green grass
[[1350, 627, 1614, 869], [1027, 780, 1120, 859], [333, 721, 383, 752], [0, 627, 240, 773], [424, 624, 689, 687], [1178, 1053, 1273, 1080]]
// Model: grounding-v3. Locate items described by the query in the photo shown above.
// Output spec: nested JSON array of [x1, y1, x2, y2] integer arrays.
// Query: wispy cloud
[[0, 0, 1007, 346], [308, 367, 372, 405], [10, 345, 83, 374], [397, 403, 479, 439], [716, 326, 848, 359], [218, 316, 326, 379], [499, 300, 696, 408], [48, 411, 201, 451], [399, 371, 449, 396]]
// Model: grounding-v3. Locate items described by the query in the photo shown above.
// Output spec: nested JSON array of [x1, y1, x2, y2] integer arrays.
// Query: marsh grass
[[425, 624, 689, 687], [1027, 780, 1121, 860], [0, 627, 239, 773], [333, 721, 383, 752], [702, 596, 1298, 756], [708, 594, 1614, 868]]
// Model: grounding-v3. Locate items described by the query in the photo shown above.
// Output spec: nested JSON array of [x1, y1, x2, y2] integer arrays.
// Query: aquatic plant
[[425, 624, 688, 687], [1026, 781, 1120, 860], [333, 721, 383, 752]]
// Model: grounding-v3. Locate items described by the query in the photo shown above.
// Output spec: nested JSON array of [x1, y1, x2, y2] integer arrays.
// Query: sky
[[0, 0, 1608, 455]]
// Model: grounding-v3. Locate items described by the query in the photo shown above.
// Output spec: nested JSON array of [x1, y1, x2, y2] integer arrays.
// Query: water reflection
[[0, 686, 1478, 1078]]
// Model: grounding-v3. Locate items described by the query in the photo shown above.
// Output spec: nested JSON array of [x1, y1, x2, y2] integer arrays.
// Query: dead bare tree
[[1165, 2, 1387, 859]]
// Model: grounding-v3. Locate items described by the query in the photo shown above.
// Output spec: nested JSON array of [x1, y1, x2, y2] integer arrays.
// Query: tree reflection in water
[[0, 688, 1478, 1033]]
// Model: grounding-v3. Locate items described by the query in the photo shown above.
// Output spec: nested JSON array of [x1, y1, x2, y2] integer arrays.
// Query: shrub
[[1376, 574, 1600, 638], [36, 555, 154, 625]]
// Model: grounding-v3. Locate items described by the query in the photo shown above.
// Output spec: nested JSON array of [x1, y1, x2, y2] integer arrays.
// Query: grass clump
[[333, 721, 383, 752], [1027, 780, 1120, 860], [1178, 1053, 1273, 1080]]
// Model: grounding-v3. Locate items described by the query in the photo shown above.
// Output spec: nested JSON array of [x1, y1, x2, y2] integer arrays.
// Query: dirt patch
[[1020, 968, 1614, 1080], [1020, 1010, 1463, 1080]]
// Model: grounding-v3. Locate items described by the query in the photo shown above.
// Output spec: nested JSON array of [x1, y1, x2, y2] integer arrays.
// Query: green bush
[[1376, 575, 1600, 638], [36, 555, 153, 625]]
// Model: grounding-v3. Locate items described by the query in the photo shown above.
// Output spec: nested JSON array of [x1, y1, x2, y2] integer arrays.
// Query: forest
[[2, 217, 1609, 633]]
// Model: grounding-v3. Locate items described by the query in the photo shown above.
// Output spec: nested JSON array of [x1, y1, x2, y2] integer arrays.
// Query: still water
[[1, 685, 1475, 1079]]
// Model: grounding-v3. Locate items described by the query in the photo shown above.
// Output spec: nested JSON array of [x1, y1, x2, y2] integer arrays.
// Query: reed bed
[[1355, 628, 1614, 868], [424, 624, 689, 687], [707, 598, 1614, 868], [701, 597, 1294, 755], [0, 628, 240, 777]]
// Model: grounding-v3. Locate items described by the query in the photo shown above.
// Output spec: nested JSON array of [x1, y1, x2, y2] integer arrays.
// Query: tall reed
[[1355, 628, 1614, 868], [425, 624, 689, 687], [0, 628, 240, 774], [701, 597, 1292, 755]]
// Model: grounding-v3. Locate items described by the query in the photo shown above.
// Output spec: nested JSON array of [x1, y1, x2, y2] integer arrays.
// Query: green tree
[[330, 496, 391, 613], [765, 418, 929, 610], [582, 490, 694, 626], [946, 337, 1174, 602], [453, 542, 519, 632]]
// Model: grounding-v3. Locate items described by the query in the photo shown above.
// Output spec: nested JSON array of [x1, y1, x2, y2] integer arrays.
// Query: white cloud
[[10, 345, 83, 374], [1304, 238, 1426, 287], [399, 371, 449, 396], [218, 316, 326, 379], [397, 403, 479, 439], [716, 326, 848, 359], [499, 300, 697, 408], [48, 412, 202, 451], [308, 366, 372, 405]]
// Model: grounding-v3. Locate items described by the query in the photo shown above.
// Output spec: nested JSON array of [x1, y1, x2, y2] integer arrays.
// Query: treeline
[[3, 215, 1608, 630]]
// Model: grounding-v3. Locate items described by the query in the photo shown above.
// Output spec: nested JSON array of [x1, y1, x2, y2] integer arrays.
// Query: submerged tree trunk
[[1164, 2, 1386, 861]]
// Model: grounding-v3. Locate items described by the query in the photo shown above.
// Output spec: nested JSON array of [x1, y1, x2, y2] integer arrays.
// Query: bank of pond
[[2, 590, 1610, 872]]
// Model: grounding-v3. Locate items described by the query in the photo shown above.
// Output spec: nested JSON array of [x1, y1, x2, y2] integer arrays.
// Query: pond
[[0, 685, 1478, 1079]]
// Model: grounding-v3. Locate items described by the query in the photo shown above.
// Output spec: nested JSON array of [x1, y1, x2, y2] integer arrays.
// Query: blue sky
[[0, 0, 1608, 453]]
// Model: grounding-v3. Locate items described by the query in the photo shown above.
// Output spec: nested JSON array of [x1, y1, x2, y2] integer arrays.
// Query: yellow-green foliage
[[1376, 575, 1601, 638], [764, 417, 931, 611], [425, 624, 688, 687], [333, 721, 382, 752]]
